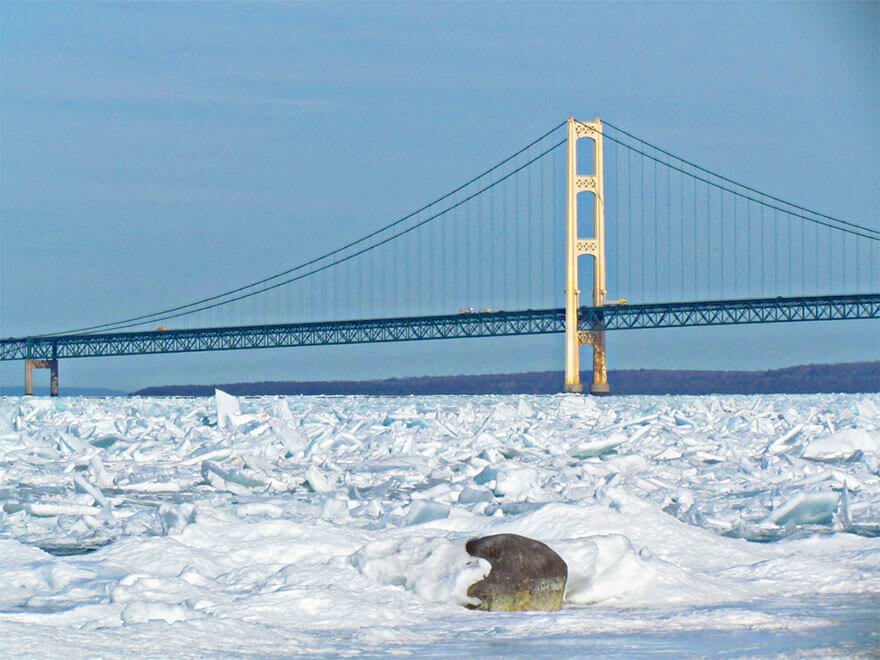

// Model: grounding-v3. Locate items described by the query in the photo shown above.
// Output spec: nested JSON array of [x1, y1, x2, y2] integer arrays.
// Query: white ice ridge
[[0, 392, 877, 657]]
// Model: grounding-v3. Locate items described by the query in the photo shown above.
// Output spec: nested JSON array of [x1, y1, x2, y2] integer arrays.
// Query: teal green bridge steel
[[4, 294, 877, 362]]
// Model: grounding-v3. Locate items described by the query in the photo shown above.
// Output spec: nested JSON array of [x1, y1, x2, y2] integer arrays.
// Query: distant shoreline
[[130, 362, 879, 397]]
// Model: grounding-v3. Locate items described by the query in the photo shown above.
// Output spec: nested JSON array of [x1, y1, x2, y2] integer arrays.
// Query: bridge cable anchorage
[[599, 120, 880, 238], [584, 120, 880, 241], [47, 121, 567, 337]]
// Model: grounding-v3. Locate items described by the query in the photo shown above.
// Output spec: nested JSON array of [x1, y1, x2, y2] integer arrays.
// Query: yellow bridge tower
[[564, 116, 609, 395]]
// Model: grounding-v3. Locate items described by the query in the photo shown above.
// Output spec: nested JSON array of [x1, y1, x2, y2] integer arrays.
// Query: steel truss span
[[2, 294, 877, 361]]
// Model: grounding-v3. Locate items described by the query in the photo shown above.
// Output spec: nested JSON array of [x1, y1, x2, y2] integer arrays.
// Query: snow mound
[[352, 534, 490, 606]]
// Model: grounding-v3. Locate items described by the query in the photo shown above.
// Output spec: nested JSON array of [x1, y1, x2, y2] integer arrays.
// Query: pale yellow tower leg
[[563, 117, 608, 395]]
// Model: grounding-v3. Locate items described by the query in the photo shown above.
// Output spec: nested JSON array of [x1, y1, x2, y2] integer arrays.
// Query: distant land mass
[[0, 386, 126, 397], [132, 362, 878, 397]]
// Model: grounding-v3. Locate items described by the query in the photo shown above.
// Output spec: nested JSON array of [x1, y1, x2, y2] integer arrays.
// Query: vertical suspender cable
[[676, 168, 681, 299], [640, 154, 645, 301], [517, 166, 523, 304], [855, 224, 860, 292], [612, 140, 619, 301], [653, 159, 658, 300], [800, 210, 805, 296], [526, 162, 540, 307], [786, 211, 794, 295], [720, 190, 725, 297], [627, 142, 633, 299], [553, 152, 559, 301], [464, 191, 470, 313], [774, 208, 779, 294], [706, 183, 711, 297], [484, 191, 489, 304], [733, 193, 738, 294], [503, 182, 509, 303], [760, 204, 765, 297], [668, 165, 673, 299], [540, 154, 546, 305], [459, 193, 465, 308], [870, 227, 877, 291], [457, 205, 464, 312], [747, 197, 751, 296], [693, 177, 697, 300], [491, 188, 497, 308], [342, 254, 347, 318]]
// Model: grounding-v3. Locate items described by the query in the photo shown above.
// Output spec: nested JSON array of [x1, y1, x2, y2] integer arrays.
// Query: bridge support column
[[579, 330, 609, 395], [564, 116, 608, 395], [25, 359, 59, 396]]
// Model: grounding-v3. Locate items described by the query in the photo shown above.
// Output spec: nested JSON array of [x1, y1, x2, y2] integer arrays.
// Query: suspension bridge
[[3, 117, 878, 395]]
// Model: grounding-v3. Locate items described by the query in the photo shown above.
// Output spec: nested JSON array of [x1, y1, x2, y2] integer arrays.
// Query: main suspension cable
[[601, 119, 879, 237], [50, 121, 566, 336], [53, 137, 566, 335], [586, 120, 878, 241]]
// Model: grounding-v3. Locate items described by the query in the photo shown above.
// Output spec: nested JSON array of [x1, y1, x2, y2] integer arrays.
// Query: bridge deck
[[2, 294, 877, 361]]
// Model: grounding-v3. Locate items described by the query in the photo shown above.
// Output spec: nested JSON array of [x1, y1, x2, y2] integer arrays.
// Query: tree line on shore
[[132, 362, 879, 397]]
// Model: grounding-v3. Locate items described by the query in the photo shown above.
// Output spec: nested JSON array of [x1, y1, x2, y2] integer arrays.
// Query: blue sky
[[1, 2, 877, 392]]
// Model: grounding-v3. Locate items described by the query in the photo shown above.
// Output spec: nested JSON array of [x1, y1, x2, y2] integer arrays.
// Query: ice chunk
[[304, 465, 337, 493], [559, 396, 598, 418], [570, 433, 625, 459], [118, 480, 182, 493], [271, 419, 308, 455], [473, 466, 498, 486], [493, 466, 540, 499], [73, 474, 110, 511], [321, 497, 349, 522], [201, 460, 266, 494], [182, 446, 233, 465], [458, 487, 494, 504], [769, 491, 840, 526], [654, 446, 683, 460], [406, 501, 450, 525], [803, 429, 879, 461], [765, 423, 804, 455], [26, 502, 104, 517], [835, 483, 852, 530], [159, 503, 196, 535], [215, 389, 241, 429], [693, 450, 726, 464], [90, 455, 114, 489], [121, 602, 189, 624], [56, 432, 88, 455]]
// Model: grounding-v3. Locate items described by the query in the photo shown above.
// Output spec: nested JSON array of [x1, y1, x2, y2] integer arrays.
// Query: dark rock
[[465, 533, 567, 611]]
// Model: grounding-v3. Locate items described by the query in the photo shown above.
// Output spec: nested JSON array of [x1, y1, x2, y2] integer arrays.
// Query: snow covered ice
[[0, 391, 878, 657]]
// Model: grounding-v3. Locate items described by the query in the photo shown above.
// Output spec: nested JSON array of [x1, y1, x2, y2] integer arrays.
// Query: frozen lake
[[1, 392, 878, 658]]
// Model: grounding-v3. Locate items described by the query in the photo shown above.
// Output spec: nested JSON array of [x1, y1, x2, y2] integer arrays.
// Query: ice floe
[[0, 391, 877, 657]]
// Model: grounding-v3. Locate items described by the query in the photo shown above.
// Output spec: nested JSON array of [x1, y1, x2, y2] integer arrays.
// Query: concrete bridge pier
[[25, 359, 59, 396]]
